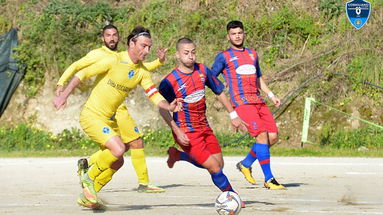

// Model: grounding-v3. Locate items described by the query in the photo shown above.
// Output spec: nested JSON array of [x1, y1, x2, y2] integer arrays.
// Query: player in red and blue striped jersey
[[159, 38, 247, 205], [211, 20, 285, 190]]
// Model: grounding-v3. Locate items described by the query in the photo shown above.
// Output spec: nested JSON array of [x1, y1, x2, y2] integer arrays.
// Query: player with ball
[[159, 38, 247, 209]]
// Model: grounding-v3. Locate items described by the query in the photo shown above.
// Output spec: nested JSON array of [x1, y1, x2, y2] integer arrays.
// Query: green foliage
[[347, 52, 383, 100], [0, 123, 97, 151], [318, 124, 383, 149], [254, 7, 322, 67], [319, 0, 343, 20], [14, 0, 134, 96], [142, 128, 174, 148]]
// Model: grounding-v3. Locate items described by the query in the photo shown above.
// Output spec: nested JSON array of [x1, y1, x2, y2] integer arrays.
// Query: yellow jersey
[[75, 51, 165, 118], [57, 46, 163, 86]]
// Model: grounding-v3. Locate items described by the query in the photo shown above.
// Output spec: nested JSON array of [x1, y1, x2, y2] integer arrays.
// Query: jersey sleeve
[[255, 53, 262, 78], [210, 53, 226, 77], [140, 70, 165, 105], [159, 78, 176, 103], [57, 50, 100, 86], [74, 57, 113, 82], [143, 58, 163, 71], [205, 66, 224, 95]]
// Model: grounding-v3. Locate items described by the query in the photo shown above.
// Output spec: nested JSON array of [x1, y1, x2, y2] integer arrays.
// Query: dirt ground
[[0, 156, 382, 215]]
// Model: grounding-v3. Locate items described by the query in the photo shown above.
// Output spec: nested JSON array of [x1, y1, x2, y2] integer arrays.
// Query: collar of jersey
[[175, 64, 197, 75], [118, 51, 138, 66], [101, 46, 118, 55], [229, 47, 246, 52]]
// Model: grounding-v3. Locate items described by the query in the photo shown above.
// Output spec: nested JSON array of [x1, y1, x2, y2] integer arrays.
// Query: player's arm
[[210, 53, 226, 77], [255, 54, 281, 107], [56, 51, 99, 96], [206, 67, 248, 131], [142, 48, 168, 71], [140, 70, 182, 112], [158, 79, 189, 146], [74, 57, 113, 83], [53, 76, 81, 110]]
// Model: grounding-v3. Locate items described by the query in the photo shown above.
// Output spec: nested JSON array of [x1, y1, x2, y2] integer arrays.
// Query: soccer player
[[159, 38, 247, 207], [53, 26, 182, 208], [56, 24, 167, 195], [211, 20, 285, 190]]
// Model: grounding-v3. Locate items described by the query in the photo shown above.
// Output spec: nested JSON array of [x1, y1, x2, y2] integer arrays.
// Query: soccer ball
[[215, 191, 242, 215]]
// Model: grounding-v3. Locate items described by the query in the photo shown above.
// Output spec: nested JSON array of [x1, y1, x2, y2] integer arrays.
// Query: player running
[[53, 26, 182, 209], [56, 24, 167, 198], [159, 38, 247, 207], [211, 21, 285, 190]]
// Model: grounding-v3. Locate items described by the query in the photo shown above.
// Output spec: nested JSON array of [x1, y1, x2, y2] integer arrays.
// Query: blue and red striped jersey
[[159, 63, 224, 132], [211, 47, 265, 107]]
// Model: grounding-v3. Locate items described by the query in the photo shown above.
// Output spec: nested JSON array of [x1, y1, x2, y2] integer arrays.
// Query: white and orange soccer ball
[[215, 191, 242, 215]]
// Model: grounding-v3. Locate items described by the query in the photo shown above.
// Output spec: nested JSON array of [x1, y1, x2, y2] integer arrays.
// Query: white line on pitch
[[346, 172, 377, 175]]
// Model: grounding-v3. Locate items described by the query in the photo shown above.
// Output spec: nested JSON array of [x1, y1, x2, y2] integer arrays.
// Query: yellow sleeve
[[140, 70, 165, 105], [74, 58, 113, 82], [57, 50, 101, 86], [142, 58, 163, 71]]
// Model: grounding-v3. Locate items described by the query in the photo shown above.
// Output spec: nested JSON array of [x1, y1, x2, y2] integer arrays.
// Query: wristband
[[267, 91, 275, 98], [229, 111, 239, 119]]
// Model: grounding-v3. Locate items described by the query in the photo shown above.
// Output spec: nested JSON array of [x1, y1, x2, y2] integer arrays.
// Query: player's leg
[[82, 136, 124, 202], [235, 104, 266, 185], [128, 137, 165, 193], [257, 104, 285, 189], [167, 145, 204, 169], [268, 132, 279, 147], [116, 107, 165, 193], [93, 156, 124, 192]]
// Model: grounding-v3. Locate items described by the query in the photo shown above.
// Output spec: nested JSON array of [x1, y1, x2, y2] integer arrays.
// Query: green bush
[[0, 123, 98, 151], [15, 0, 134, 96], [318, 124, 383, 149]]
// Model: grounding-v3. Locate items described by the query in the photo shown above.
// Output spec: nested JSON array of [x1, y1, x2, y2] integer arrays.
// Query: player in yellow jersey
[[56, 24, 168, 196], [53, 26, 182, 208]]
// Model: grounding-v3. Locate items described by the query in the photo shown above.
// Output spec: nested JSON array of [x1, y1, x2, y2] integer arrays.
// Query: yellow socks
[[94, 168, 117, 192], [88, 150, 102, 166], [131, 148, 149, 185], [88, 149, 118, 180]]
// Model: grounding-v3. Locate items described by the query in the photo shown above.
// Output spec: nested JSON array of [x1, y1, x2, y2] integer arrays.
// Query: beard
[[105, 41, 118, 51], [230, 40, 244, 49]]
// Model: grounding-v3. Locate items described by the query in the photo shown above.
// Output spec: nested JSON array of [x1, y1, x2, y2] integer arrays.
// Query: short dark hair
[[127, 26, 151, 45], [226, 20, 244, 32], [176, 37, 194, 50], [102, 24, 118, 34]]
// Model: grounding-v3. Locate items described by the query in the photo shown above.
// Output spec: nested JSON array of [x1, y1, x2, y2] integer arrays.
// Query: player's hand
[[157, 48, 168, 63], [53, 95, 67, 110], [169, 98, 183, 112], [175, 129, 189, 146], [230, 117, 248, 132], [55, 85, 64, 96], [271, 96, 281, 107]]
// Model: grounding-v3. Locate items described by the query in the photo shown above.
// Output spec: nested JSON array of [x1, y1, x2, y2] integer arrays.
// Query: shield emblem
[[346, 0, 371, 29]]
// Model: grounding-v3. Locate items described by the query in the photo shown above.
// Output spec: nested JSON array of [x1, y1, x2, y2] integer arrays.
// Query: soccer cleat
[[167, 147, 180, 168], [81, 172, 98, 204], [137, 184, 166, 193], [77, 158, 89, 188], [236, 162, 256, 185], [264, 178, 286, 190], [77, 193, 104, 210]]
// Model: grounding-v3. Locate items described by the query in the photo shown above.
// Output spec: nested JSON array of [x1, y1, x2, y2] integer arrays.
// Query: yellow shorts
[[80, 105, 143, 147]]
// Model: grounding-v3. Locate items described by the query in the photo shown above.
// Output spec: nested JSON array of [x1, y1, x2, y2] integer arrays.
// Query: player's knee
[[256, 132, 268, 143], [207, 164, 221, 174], [111, 144, 126, 157], [269, 134, 279, 146]]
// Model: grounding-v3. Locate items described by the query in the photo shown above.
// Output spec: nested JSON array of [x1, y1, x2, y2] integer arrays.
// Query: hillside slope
[[1, 0, 382, 146]]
